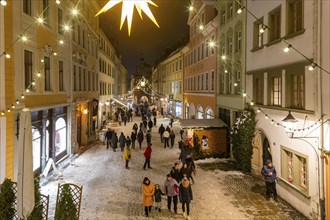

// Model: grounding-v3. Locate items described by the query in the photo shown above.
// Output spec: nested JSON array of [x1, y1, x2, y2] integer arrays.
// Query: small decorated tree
[[0, 178, 15, 220], [55, 185, 77, 220], [231, 107, 256, 172]]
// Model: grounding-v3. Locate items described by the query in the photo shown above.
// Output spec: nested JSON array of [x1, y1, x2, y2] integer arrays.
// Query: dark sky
[[98, 0, 190, 75]]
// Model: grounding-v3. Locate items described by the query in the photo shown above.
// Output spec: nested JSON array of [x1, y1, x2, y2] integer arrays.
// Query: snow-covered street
[[41, 116, 306, 220]]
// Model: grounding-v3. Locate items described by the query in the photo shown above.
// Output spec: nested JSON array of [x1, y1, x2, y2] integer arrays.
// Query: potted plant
[[55, 185, 77, 220], [0, 178, 15, 220]]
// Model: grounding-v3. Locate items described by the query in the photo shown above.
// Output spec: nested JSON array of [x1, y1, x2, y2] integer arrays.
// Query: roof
[[179, 119, 227, 129]]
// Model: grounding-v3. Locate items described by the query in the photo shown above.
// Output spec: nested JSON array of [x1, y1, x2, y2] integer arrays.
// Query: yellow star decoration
[[96, 0, 160, 36]]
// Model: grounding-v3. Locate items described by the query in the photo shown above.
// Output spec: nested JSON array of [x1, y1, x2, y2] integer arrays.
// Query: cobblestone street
[[41, 116, 307, 220]]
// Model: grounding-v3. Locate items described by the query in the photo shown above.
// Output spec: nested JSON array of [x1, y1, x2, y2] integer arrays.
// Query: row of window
[[220, 67, 241, 95], [185, 71, 215, 92], [219, 27, 242, 57], [99, 35, 116, 60], [72, 20, 98, 58], [253, 70, 305, 109], [99, 58, 115, 77], [252, 0, 303, 50], [219, 0, 242, 26], [73, 65, 98, 92], [24, 50, 64, 92], [185, 35, 215, 67], [99, 81, 115, 96], [185, 104, 214, 119], [158, 58, 183, 75]]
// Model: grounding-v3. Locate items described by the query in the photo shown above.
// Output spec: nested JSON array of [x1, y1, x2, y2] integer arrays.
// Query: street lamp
[[282, 111, 298, 137]]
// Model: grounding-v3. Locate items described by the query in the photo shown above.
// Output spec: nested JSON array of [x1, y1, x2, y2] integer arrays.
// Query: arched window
[[32, 127, 41, 171], [55, 117, 67, 156], [197, 105, 204, 119], [206, 108, 214, 119]]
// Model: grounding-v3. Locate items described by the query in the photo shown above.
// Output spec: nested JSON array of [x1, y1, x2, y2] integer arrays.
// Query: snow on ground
[[41, 116, 302, 220]]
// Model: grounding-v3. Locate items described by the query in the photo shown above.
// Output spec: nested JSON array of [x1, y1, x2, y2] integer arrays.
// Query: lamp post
[[282, 111, 298, 137]]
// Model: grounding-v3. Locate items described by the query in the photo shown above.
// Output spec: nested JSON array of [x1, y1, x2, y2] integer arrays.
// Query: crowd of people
[[104, 107, 196, 219]]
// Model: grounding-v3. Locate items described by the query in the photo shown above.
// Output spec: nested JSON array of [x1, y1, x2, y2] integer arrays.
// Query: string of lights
[[0, 0, 83, 117]]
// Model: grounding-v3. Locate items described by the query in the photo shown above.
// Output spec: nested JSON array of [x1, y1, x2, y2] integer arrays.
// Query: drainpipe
[[317, 0, 325, 219]]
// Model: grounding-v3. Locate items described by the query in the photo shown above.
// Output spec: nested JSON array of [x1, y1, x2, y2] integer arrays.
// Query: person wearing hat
[[179, 174, 193, 219], [261, 159, 277, 201], [143, 143, 152, 170]]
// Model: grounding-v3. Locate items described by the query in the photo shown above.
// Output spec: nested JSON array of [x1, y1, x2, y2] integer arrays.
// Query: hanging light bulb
[[32, 80, 36, 86], [56, 0, 60, 4], [11, 104, 15, 109], [37, 72, 41, 77], [259, 26, 265, 33], [250, 101, 254, 106], [63, 24, 70, 31], [59, 40, 64, 45], [21, 35, 28, 42], [234, 82, 238, 87], [26, 88, 30, 93], [21, 94, 25, 99], [224, 70, 228, 73], [283, 44, 292, 53], [265, 115, 269, 119], [4, 53, 10, 59], [71, 8, 78, 16], [41, 59, 44, 63], [237, 8, 243, 14], [16, 99, 19, 104], [221, 55, 226, 60], [199, 25, 204, 30], [271, 120, 274, 124], [53, 52, 57, 56], [257, 108, 261, 113], [37, 17, 44, 24], [1, 111, 4, 116], [243, 92, 247, 97], [308, 63, 316, 71], [7, 108, 10, 113], [0, 0, 7, 6], [189, 5, 194, 11]]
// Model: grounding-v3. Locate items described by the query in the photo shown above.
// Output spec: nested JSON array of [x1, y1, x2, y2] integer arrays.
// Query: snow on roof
[[179, 119, 227, 129]]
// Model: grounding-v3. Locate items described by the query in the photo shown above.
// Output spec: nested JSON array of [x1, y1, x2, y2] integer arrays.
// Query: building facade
[[70, 0, 100, 151], [156, 48, 184, 118], [98, 30, 117, 127], [245, 0, 329, 218], [215, 0, 246, 154], [183, 0, 218, 120]]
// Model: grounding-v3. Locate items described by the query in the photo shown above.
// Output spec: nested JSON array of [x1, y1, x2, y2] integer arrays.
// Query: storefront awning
[[179, 119, 227, 129]]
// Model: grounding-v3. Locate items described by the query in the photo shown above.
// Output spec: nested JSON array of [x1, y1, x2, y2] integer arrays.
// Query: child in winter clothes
[[154, 184, 165, 212]]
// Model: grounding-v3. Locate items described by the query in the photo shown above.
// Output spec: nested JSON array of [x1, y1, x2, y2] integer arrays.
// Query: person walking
[[170, 130, 176, 148], [158, 124, 165, 143], [123, 114, 128, 126], [179, 176, 193, 219], [170, 162, 181, 184], [133, 123, 138, 134], [111, 132, 118, 152], [164, 174, 179, 214], [126, 136, 131, 148], [104, 128, 113, 149], [137, 129, 144, 149], [146, 129, 152, 146], [119, 132, 126, 152], [118, 113, 122, 126], [131, 130, 137, 149], [123, 145, 131, 169], [261, 159, 278, 201], [154, 184, 165, 212], [143, 143, 152, 170], [153, 116, 157, 127], [148, 119, 153, 130], [170, 118, 174, 128], [179, 144, 191, 164], [142, 177, 155, 217], [163, 129, 170, 148]]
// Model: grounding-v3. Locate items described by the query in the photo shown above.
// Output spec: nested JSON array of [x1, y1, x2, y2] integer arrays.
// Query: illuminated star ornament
[[96, 0, 160, 36]]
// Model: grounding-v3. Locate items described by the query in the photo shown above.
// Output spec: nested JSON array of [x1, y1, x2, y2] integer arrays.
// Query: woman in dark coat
[[111, 132, 118, 152], [179, 176, 193, 218], [137, 129, 144, 149], [119, 132, 126, 152], [131, 130, 137, 149]]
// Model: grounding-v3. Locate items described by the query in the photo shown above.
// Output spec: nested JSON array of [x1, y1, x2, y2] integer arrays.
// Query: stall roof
[[179, 119, 227, 129]]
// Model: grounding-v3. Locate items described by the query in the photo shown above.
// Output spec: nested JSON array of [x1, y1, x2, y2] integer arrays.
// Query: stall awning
[[179, 119, 227, 129]]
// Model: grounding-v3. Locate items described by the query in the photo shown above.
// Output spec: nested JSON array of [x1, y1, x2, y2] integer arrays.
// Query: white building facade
[[245, 0, 329, 218]]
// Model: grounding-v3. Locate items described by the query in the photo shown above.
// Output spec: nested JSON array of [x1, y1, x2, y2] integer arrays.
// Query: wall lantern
[[282, 111, 298, 137]]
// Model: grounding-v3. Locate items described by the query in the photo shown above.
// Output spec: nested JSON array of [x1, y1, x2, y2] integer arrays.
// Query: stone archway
[[252, 130, 272, 172]]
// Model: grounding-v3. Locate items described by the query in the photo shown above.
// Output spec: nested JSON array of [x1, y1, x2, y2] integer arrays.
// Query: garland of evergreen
[[230, 107, 256, 172], [55, 185, 77, 220], [28, 176, 43, 220], [0, 178, 15, 220]]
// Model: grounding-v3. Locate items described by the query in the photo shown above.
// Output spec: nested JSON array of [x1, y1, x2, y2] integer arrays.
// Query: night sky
[[98, 0, 190, 76]]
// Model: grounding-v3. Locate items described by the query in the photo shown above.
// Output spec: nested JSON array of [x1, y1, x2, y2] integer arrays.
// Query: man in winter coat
[[179, 176, 193, 219], [126, 136, 131, 147], [170, 162, 181, 184], [137, 129, 144, 149], [164, 174, 179, 214], [123, 146, 131, 169], [163, 129, 170, 148], [147, 119, 153, 130], [143, 143, 152, 169], [111, 132, 118, 152], [131, 130, 137, 149], [146, 130, 152, 146], [170, 130, 176, 148], [104, 128, 113, 149], [158, 124, 165, 143], [119, 132, 126, 152], [142, 177, 155, 217], [261, 159, 277, 201]]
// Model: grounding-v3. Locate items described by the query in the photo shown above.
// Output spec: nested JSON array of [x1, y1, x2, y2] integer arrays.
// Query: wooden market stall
[[179, 119, 228, 158]]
